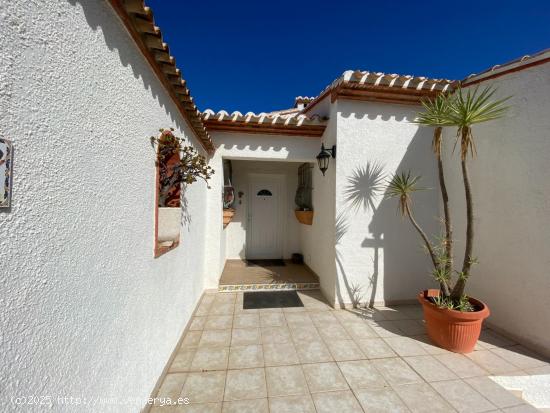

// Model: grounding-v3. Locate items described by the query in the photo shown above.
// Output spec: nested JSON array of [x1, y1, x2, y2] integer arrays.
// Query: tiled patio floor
[[150, 290, 549, 413]]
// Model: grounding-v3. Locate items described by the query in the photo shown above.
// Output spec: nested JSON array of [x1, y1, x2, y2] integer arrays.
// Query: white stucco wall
[[0, 2, 210, 412], [333, 100, 439, 307], [442, 62, 550, 356], [224, 160, 302, 260]]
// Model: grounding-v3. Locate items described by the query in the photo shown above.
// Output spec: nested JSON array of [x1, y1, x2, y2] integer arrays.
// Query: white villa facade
[[1, 1, 549, 412]]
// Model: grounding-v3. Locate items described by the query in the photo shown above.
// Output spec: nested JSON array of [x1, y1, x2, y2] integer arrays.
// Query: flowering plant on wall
[[150, 128, 214, 206]]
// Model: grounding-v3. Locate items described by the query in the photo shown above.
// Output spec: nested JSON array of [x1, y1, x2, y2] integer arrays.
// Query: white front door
[[247, 174, 283, 259]]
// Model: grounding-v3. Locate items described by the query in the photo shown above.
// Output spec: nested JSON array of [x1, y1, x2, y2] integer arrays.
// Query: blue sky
[[147, 0, 549, 113]]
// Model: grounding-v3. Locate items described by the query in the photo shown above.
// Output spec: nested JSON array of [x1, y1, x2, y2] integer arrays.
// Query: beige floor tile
[[284, 312, 313, 326], [231, 328, 261, 346], [233, 313, 260, 329], [224, 368, 267, 401], [261, 326, 292, 344], [435, 353, 489, 378], [289, 325, 321, 342], [157, 373, 187, 399], [195, 303, 213, 317], [465, 376, 524, 408], [309, 311, 340, 326], [333, 310, 367, 322], [432, 379, 497, 412], [478, 330, 516, 349], [337, 360, 387, 390], [181, 371, 226, 403], [393, 319, 426, 336], [524, 364, 550, 375], [325, 339, 366, 361], [259, 307, 283, 314], [295, 340, 333, 363], [213, 293, 237, 304], [233, 305, 259, 314], [311, 390, 363, 413], [221, 398, 268, 413], [268, 394, 316, 413], [466, 350, 519, 374], [209, 303, 235, 316], [169, 349, 196, 372], [189, 316, 207, 331], [181, 331, 202, 348], [355, 338, 397, 359], [190, 347, 229, 371], [263, 342, 300, 366], [342, 321, 378, 340], [265, 365, 309, 397], [282, 305, 307, 313], [180, 402, 222, 412], [199, 329, 232, 347], [383, 336, 428, 357], [259, 312, 285, 327], [393, 382, 454, 412], [410, 334, 451, 355], [371, 357, 422, 385], [501, 404, 541, 412], [397, 305, 424, 320], [375, 306, 411, 321], [490, 345, 549, 370], [228, 345, 264, 369], [370, 320, 405, 338], [354, 387, 409, 413], [316, 323, 352, 341], [403, 355, 458, 382], [204, 315, 233, 330], [302, 362, 349, 393]]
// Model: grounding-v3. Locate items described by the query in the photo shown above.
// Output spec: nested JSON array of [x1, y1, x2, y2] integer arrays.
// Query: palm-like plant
[[387, 172, 451, 296], [445, 86, 510, 299], [415, 93, 455, 285]]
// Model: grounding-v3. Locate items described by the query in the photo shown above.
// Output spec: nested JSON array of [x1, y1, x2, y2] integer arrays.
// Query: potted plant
[[295, 165, 314, 225], [151, 128, 214, 248], [388, 87, 509, 353], [223, 184, 236, 228]]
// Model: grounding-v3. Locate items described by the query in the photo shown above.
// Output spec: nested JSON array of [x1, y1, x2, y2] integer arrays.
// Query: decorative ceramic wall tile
[[0, 138, 12, 208]]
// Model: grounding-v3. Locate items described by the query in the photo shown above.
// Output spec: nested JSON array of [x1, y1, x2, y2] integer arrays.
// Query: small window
[[257, 189, 272, 196], [295, 163, 313, 210]]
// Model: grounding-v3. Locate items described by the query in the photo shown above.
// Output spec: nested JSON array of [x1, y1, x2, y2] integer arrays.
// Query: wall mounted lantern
[[316, 143, 336, 176]]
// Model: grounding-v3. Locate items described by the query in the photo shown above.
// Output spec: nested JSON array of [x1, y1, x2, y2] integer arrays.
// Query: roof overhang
[[202, 110, 327, 137], [108, 0, 214, 153], [304, 71, 457, 113]]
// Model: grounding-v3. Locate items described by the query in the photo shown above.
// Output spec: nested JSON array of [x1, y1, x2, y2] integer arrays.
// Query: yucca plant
[[387, 172, 451, 296], [391, 86, 509, 309], [414, 93, 455, 284], [445, 86, 510, 300]]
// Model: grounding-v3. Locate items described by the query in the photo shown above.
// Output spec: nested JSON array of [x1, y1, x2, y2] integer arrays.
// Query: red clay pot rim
[[417, 292, 490, 321]]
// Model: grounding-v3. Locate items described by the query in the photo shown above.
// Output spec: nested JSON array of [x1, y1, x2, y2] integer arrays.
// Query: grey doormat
[[246, 259, 286, 267], [243, 291, 304, 309]]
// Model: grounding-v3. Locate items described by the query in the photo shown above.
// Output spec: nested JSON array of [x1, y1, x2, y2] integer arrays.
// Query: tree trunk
[[406, 204, 451, 297], [451, 152, 474, 299], [435, 127, 453, 278]]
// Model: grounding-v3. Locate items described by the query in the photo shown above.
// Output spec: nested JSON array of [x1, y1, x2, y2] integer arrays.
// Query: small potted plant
[[223, 184, 236, 228], [151, 128, 214, 250], [388, 87, 509, 353], [295, 173, 313, 225]]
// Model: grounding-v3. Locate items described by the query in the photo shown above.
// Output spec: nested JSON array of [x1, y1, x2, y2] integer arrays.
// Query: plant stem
[[452, 148, 474, 299], [406, 203, 451, 296], [434, 127, 453, 292]]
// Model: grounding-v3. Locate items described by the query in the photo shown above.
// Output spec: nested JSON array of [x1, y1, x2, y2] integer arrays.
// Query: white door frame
[[246, 173, 286, 259]]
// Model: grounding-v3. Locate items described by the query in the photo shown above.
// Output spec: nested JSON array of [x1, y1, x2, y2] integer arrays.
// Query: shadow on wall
[[336, 119, 440, 306], [68, 0, 192, 145]]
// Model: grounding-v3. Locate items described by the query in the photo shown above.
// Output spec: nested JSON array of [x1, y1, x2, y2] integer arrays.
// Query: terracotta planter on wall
[[418, 292, 490, 353], [223, 208, 235, 228], [295, 210, 313, 225]]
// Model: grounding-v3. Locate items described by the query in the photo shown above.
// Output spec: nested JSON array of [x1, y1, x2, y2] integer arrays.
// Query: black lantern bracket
[[316, 143, 336, 176]]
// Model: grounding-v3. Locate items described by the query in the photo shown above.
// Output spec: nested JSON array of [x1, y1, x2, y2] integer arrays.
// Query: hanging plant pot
[[295, 210, 313, 225], [223, 208, 236, 228], [418, 291, 490, 353]]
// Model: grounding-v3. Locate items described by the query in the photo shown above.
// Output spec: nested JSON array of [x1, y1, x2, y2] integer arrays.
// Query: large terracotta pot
[[418, 292, 490, 353]]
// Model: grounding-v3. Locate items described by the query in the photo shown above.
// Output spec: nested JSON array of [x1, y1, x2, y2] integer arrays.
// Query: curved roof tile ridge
[[108, 0, 213, 152]]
